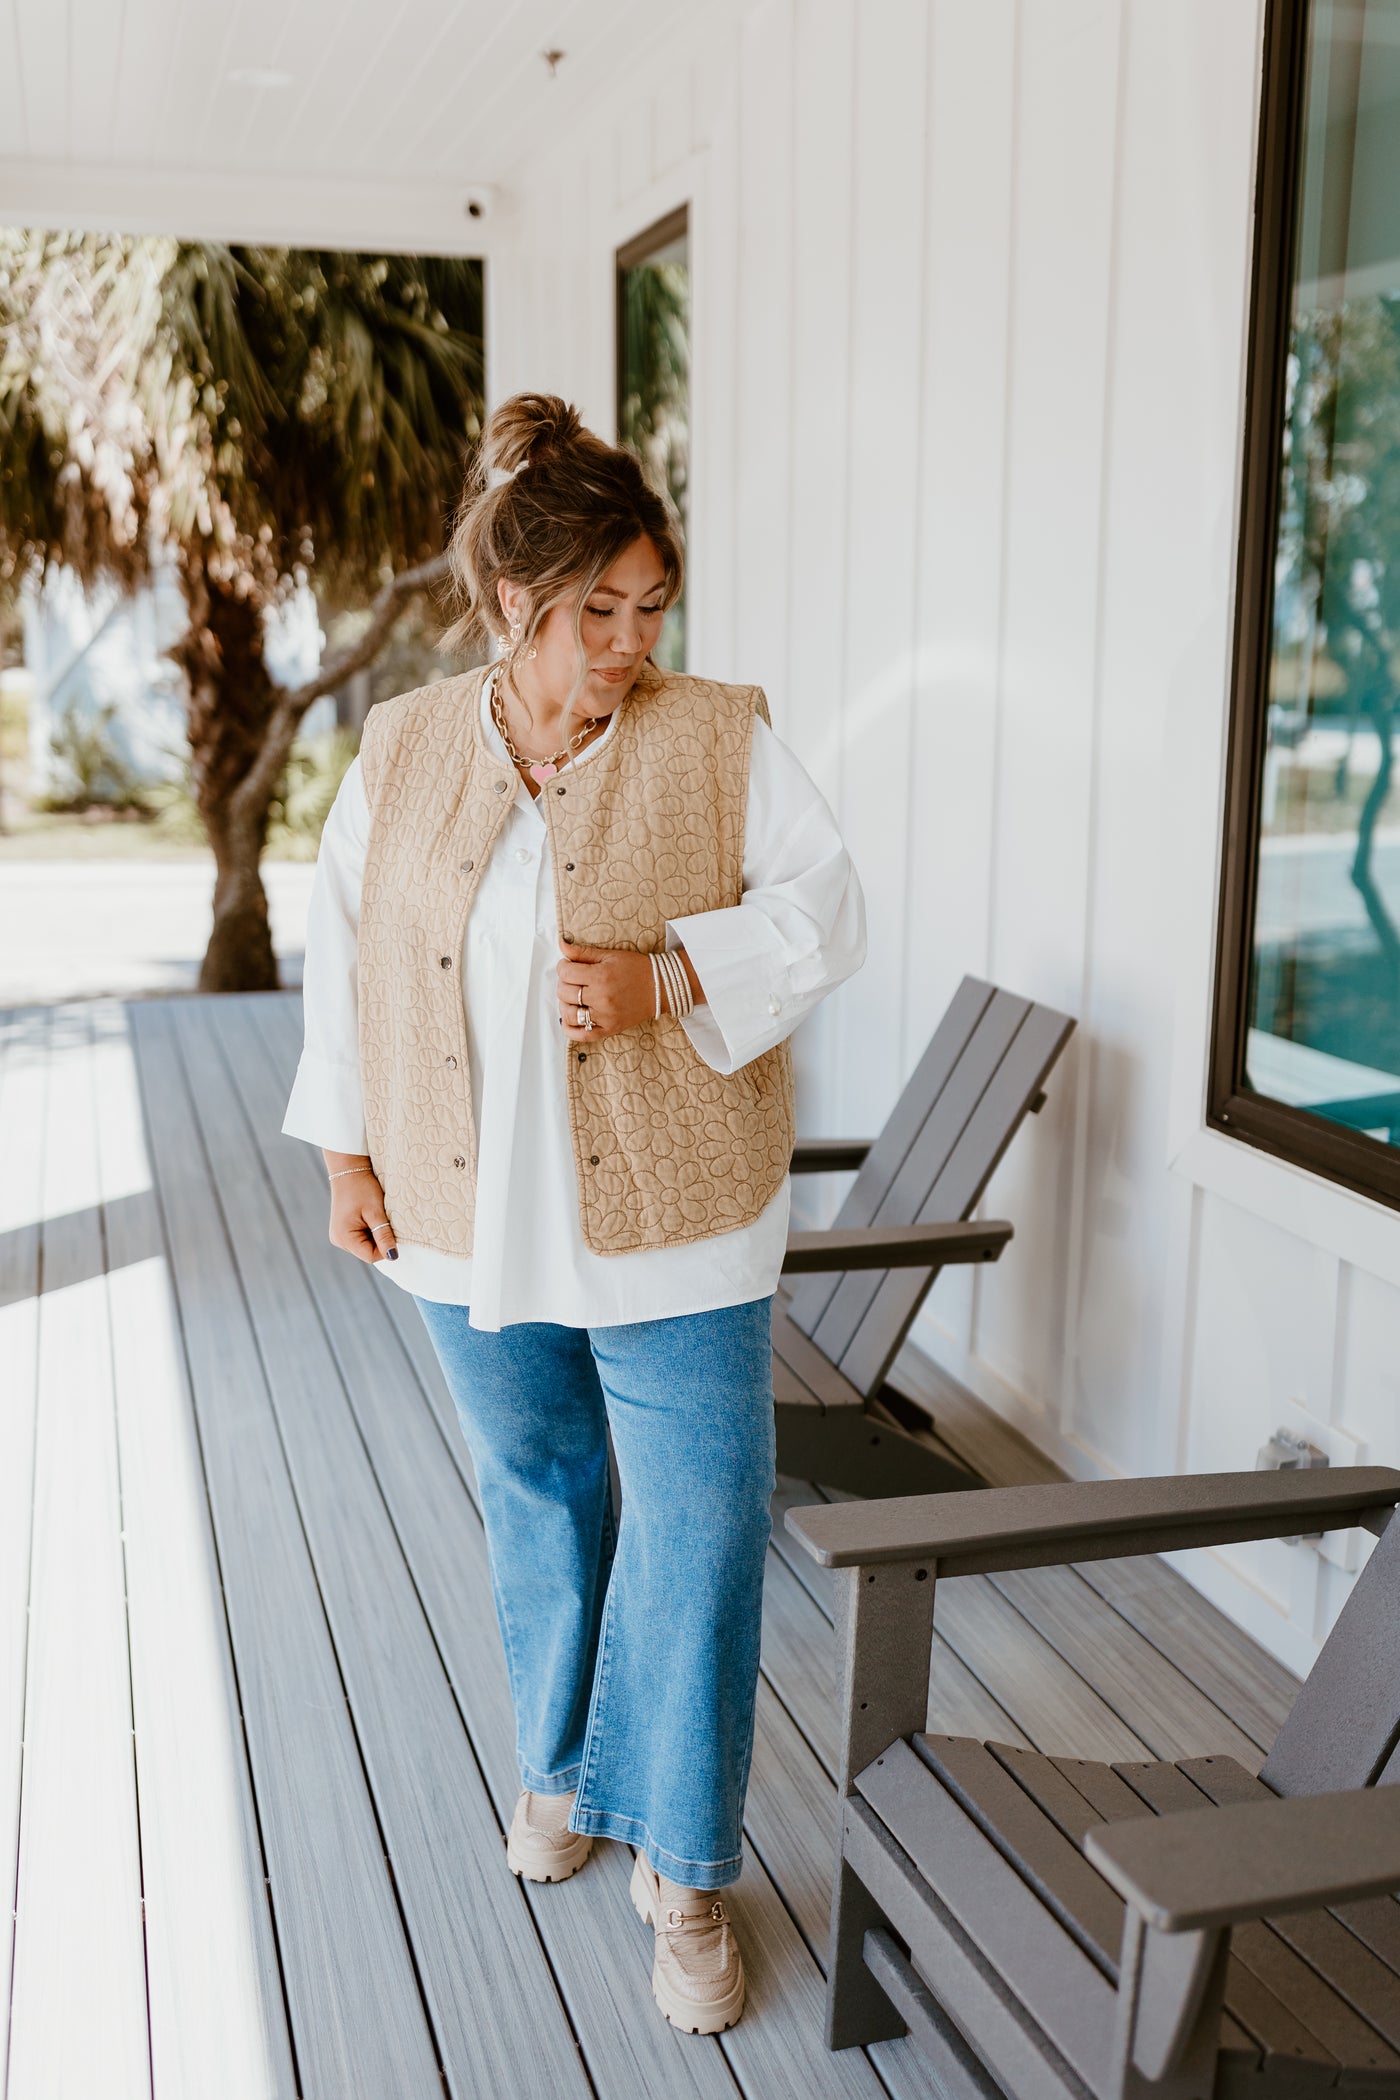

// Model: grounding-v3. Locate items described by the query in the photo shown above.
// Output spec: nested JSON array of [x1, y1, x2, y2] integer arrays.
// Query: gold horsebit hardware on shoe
[[664, 1900, 727, 1927]]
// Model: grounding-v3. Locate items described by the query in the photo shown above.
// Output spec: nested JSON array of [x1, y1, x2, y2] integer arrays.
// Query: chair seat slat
[[854, 1738, 1117, 2091], [771, 1307, 863, 1411], [1027, 1751, 1341, 2080], [914, 1735, 1125, 1975]]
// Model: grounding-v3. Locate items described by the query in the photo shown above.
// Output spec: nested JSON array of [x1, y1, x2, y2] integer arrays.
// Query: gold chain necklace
[[491, 671, 601, 785]]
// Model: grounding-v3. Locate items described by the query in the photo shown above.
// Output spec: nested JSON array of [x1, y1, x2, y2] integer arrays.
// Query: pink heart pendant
[[528, 761, 558, 784]]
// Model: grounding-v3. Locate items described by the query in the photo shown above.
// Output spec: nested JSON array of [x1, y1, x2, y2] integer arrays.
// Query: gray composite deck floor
[[0, 992, 1304, 2100]]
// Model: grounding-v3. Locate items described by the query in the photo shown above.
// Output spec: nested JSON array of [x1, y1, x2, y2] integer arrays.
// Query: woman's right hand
[[323, 1153, 399, 1264]]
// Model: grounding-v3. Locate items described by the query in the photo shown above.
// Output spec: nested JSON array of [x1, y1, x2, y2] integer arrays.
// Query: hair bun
[[480, 392, 583, 480]]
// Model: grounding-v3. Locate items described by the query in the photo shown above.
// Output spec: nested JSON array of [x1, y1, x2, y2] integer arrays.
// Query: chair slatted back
[[786, 977, 1075, 1399], [1260, 1508, 1400, 1796]]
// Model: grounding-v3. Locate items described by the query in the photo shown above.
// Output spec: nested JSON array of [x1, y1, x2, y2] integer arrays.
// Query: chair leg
[[827, 1852, 907, 2050], [775, 1402, 978, 1500]]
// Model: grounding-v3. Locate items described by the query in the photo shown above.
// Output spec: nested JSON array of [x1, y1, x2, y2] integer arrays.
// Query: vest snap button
[[564, 862, 575, 872], [577, 1051, 586, 1063], [446, 1055, 457, 1069], [561, 932, 573, 943], [495, 779, 508, 794], [453, 1155, 466, 1169], [555, 785, 566, 796], [589, 1154, 599, 1166], [440, 955, 452, 969], [460, 860, 474, 873]]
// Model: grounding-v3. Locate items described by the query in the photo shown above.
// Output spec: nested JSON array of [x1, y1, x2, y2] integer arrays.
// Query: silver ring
[[576, 1003, 589, 1028]]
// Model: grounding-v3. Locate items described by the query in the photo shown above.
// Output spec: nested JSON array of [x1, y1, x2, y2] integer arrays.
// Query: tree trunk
[[199, 801, 278, 991], [1351, 688, 1400, 983], [174, 560, 287, 993], [171, 549, 446, 992]]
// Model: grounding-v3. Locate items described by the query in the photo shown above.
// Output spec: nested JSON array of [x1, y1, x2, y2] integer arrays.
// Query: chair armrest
[[1086, 1787, 1400, 1933], [783, 1467, 1400, 1573], [790, 1138, 874, 1173], [781, 1219, 1013, 1275]]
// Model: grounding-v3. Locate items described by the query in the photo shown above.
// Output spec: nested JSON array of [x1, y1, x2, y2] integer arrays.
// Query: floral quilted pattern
[[358, 661, 795, 1259]]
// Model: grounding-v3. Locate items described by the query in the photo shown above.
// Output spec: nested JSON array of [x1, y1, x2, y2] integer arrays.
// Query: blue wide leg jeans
[[413, 1294, 776, 1889]]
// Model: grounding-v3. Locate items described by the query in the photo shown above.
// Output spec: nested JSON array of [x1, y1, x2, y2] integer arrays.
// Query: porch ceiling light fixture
[[227, 66, 294, 89]]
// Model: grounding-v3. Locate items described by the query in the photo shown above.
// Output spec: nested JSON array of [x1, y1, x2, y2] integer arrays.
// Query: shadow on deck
[[0, 994, 1301, 2100]]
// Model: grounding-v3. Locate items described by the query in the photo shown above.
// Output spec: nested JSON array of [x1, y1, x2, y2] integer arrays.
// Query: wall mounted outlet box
[[1254, 1404, 1367, 1570], [1255, 1427, 1328, 1472]]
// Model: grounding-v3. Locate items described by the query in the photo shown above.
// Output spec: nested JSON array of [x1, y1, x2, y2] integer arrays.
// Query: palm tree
[[0, 230, 484, 989]]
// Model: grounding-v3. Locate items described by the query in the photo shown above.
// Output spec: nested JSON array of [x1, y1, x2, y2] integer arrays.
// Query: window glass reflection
[[1248, 0, 1400, 1146], [616, 218, 689, 671]]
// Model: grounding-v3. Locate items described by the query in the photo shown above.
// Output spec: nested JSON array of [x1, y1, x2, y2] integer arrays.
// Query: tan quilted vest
[[356, 659, 796, 1259]]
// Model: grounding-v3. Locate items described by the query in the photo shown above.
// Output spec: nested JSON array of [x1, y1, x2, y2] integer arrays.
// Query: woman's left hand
[[557, 939, 695, 1039]]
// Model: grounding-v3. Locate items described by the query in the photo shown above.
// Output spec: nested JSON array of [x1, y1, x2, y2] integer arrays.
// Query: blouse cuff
[[665, 910, 795, 1075], [281, 1048, 369, 1156]]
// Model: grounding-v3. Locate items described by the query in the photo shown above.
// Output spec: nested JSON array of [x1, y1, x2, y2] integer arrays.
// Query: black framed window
[[1213, 0, 1400, 1205], [615, 206, 689, 670]]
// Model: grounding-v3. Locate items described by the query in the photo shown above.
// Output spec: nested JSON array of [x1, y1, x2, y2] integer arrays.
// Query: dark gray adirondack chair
[[787, 1466, 1400, 2100], [774, 975, 1075, 1498]]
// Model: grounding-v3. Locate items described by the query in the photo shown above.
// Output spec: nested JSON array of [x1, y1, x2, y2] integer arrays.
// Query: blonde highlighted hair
[[443, 393, 683, 683]]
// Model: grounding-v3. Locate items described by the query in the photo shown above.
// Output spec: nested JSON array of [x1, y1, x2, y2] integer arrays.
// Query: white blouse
[[282, 670, 866, 1331]]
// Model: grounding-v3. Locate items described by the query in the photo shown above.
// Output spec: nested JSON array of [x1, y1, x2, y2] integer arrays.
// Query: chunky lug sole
[[628, 1853, 746, 2035], [506, 1823, 593, 1883]]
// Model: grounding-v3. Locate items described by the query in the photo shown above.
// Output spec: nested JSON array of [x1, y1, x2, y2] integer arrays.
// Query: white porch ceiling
[[0, 0, 701, 251]]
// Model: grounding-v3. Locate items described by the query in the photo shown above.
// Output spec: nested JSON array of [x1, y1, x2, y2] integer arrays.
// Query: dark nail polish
[[387, 1248, 398, 1261]]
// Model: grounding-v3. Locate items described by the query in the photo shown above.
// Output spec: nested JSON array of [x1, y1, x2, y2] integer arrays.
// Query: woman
[[282, 393, 865, 2035]]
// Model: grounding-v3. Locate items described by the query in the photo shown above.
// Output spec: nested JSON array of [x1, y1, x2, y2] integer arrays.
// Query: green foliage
[[0, 230, 485, 614], [617, 257, 689, 531], [618, 250, 689, 670], [1283, 292, 1400, 715], [40, 699, 150, 812], [160, 245, 484, 596], [144, 725, 360, 857], [0, 232, 169, 606]]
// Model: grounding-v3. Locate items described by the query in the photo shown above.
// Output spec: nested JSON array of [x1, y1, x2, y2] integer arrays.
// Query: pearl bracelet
[[662, 948, 694, 1019], [650, 948, 695, 1021]]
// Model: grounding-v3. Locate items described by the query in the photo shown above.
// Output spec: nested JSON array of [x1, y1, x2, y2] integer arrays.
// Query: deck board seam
[[200, 1000, 616, 2098], [222, 995, 714, 2100], [124, 1001, 304, 2100], [134, 1000, 447, 2094], [163, 1002, 499, 2096], [0, 1009, 46, 2100]]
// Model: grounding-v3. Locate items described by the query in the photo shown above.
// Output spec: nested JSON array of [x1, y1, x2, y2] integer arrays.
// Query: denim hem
[[519, 1760, 582, 1795], [567, 1808, 741, 1890]]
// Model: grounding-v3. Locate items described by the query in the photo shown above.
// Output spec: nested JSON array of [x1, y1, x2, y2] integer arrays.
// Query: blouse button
[[767, 995, 781, 1015], [445, 1055, 457, 1069], [514, 847, 530, 864], [453, 1155, 466, 1169], [440, 956, 452, 970]]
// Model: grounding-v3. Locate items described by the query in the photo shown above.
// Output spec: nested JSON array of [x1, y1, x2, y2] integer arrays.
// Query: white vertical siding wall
[[493, 0, 1400, 1674]]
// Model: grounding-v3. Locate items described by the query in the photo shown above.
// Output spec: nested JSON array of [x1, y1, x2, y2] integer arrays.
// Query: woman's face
[[503, 536, 669, 718]]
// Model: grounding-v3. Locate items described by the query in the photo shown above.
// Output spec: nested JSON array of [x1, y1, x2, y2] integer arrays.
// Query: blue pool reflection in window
[[1247, 0, 1400, 1148]]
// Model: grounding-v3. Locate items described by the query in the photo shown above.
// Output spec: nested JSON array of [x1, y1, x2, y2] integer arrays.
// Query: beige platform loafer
[[629, 1853, 746, 2034], [506, 1790, 593, 1883]]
